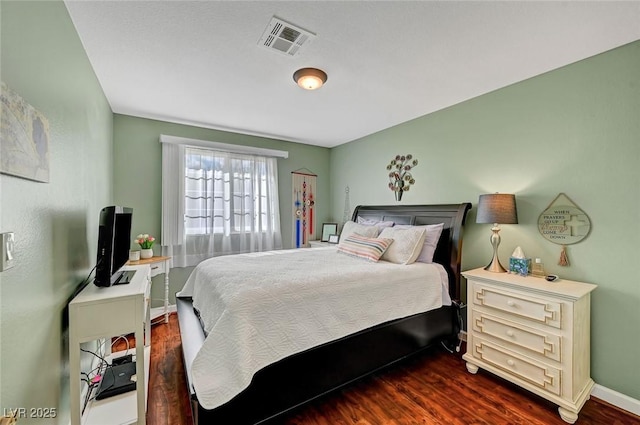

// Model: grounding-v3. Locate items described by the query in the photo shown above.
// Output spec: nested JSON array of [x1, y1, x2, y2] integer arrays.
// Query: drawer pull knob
[[507, 359, 515, 366], [507, 300, 516, 307], [506, 330, 515, 337]]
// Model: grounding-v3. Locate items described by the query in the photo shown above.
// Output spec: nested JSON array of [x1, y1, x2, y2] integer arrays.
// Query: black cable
[[80, 346, 115, 412], [70, 265, 98, 301], [455, 305, 464, 353], [440, 300, 465, 354], [84, 264, 97, 283]]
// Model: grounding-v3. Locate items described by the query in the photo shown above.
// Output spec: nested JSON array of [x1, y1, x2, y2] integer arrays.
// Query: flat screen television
[[94, 206, 133, 287]]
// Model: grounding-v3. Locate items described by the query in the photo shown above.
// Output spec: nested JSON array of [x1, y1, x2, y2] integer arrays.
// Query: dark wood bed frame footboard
[[177, 203, 472, 424]]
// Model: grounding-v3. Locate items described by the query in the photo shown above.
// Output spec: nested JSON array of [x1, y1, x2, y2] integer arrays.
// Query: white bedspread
[[178, 246, 450, 409]]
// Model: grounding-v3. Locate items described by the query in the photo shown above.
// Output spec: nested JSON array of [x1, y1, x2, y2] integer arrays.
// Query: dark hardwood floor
[[134, 314, 639, 425]]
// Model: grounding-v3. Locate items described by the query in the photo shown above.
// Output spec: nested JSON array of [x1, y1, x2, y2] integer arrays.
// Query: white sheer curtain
[[161, 139, 282, 267]]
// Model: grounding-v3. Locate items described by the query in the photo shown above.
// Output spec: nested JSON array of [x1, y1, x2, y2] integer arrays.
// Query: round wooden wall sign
[[537, 194, 591, 245]]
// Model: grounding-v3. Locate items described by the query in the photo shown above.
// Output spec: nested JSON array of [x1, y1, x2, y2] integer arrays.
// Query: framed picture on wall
[[321, 223, 338, 242]]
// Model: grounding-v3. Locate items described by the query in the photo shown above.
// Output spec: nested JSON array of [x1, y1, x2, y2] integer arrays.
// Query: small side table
[[308, 240, 332, 248], [127, 255, 172, 323]]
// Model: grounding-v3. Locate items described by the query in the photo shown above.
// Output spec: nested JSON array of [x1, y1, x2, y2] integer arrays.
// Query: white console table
[[127, 256, 171, 324], [69, 264, 151, 425]]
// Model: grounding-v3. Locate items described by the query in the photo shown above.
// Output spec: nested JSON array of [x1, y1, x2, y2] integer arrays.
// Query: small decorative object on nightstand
[[129, 250, 140, 261], [328, 234, 339, 244], [509, 246, 531, 276], [531, 257, 546, 277], [462, 268, 597, 424], [321, 223, 338, 242], [135, 234, 156, 259]]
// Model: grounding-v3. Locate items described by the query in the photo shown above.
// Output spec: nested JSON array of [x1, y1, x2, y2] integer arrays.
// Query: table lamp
[[476, 193, 518, 273]]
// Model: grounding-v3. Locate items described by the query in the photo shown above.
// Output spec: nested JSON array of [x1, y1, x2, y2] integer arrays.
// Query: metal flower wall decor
[[386, 154, 418, 201]]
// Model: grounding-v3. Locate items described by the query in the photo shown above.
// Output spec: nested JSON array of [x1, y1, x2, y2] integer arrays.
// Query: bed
[[176, 203, 471, 424]]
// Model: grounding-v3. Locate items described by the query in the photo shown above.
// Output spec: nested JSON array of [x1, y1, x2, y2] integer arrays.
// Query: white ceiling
[[64, 1, 640, 148]]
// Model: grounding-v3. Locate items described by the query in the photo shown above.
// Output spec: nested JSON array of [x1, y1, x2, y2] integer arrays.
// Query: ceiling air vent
[[258, 16, 316, 56]]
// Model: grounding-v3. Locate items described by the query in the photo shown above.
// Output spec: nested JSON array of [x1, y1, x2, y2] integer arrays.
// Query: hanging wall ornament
[[292, 169, 317, 248], [386, 154, 418, 201], [537, 193, 591, 266]]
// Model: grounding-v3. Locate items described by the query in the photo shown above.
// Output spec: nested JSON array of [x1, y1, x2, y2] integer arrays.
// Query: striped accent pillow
[[337, 234, 393, 262]]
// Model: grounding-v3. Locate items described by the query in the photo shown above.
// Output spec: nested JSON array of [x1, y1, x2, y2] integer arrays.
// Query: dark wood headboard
[[351, 203, 472, 301]]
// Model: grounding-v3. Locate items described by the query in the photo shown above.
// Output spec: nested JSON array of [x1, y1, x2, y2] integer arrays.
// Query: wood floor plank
[[125, 314, 640, 425], [405, 352, 558, 425]]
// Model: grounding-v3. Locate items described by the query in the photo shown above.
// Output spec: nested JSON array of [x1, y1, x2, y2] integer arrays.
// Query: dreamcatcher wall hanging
[[537, 193, 591, 266], [292, 169, 317, 248]]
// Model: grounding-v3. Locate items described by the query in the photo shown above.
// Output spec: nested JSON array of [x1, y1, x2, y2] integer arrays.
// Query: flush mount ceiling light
[[293, 68, 327, 90]]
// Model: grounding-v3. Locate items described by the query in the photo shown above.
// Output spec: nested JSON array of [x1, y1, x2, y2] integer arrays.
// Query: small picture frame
[[328, 234, 339, 244], [321, 223, 338, 242]]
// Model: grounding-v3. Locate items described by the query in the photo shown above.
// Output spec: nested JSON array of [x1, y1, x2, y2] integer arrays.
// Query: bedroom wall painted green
[[0, 1, 113, 422], [112, 114, 331, 306], [329, 40, 640, 400]]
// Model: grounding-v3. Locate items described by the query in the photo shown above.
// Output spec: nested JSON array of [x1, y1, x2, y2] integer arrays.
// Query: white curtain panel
[[161, 143, 282, 267], [161, 142, 184, 268]]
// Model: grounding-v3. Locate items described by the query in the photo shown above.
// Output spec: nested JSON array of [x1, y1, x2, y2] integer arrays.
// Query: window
[[161, 136, 285, 267], [184, 147, 276, 235]]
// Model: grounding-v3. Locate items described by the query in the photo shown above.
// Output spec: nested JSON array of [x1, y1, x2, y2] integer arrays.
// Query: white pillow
[[378, 226, 427, 265], [356, 217, 395, 229], [339, 221, 379, 243], [395, 223, 444, 263]]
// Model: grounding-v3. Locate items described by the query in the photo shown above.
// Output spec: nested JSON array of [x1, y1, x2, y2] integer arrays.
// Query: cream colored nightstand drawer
[[471, 309, 561, 362], [471, 338, 561, 396], [473, 283, 562, 329]]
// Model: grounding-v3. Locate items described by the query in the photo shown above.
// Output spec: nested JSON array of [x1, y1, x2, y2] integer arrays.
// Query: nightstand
[[308, 240, 333, 248], [462, 268, 596, 424]]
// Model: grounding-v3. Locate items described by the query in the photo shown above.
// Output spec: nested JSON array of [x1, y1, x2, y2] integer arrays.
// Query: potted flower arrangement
[[135, 234, 155, 259]]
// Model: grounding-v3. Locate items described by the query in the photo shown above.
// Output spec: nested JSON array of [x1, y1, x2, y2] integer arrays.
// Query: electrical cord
[[81, 265, 97, 286], [111, 335, 131, 355], [441, 301, 465, 354], [80, 343, 115, 413], [455, 305, 464, 353]]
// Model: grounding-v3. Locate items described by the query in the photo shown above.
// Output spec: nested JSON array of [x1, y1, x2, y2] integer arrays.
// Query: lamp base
[[485, 224, 507, 273], [484, 256, 507, 273]]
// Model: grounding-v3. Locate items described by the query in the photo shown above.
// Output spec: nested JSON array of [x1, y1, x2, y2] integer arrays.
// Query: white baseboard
[[591, 384, 640, 417], [150, 304, 177, 321]]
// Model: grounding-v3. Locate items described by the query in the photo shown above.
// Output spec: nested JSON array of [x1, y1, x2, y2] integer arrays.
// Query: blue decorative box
[[509, 257, 531, 276]]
